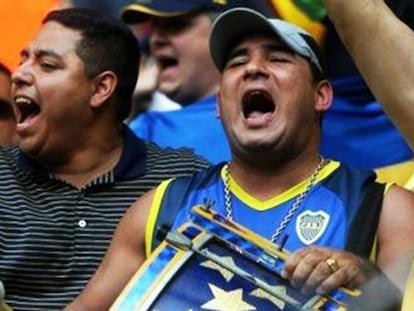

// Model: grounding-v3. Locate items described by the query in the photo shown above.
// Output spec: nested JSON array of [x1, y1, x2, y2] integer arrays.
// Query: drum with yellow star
[[111, 205, 360, 311]]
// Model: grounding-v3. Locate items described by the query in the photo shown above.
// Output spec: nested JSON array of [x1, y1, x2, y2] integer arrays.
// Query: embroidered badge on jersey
[[295, 210, 330, 245]]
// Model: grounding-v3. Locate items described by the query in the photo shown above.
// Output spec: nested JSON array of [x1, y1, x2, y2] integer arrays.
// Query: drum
[[111, 205, 360, 311]]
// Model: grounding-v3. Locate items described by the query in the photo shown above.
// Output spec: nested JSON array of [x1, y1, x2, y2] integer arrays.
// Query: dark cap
[[121, 0, 271, 24], [209, 8, 326, 75]]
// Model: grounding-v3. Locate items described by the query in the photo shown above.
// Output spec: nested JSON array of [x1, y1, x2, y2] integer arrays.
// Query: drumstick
[[166, 230, 308, 311], [0, 281, 13, 311]]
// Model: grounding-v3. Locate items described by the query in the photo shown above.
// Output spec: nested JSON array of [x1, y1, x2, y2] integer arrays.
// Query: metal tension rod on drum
[[166, 231, 312, 311]]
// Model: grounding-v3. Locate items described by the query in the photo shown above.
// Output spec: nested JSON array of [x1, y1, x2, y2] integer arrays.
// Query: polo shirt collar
[[113, 125, 147, 180], [18, 125, 147, 180]]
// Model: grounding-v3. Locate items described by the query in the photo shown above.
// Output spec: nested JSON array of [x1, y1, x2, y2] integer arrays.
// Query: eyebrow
[[228, 43, 294, 60], [227, 47, 248, 60], [20, 48, 63, 61], [36, 49, 63, 60]]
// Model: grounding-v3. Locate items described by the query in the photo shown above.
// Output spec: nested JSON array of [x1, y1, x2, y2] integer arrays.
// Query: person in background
[[121, 0, 273, 164], [127, 20, 181, 119], [323, 1, 414, 310], [269, 0, 414, 189], [66, 0, 181, 117], [66, 8, 414, 310], [0, 63, 16, 145], [0, 8, 208, 310], [67, 0, 132, 18]]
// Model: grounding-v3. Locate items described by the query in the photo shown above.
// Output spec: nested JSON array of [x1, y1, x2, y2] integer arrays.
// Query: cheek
[[186, 48, 209, 70], [41, 80, 86, 116], [220, 69, 239, 89], [180, 32, 209, 59], [174, 34, 195, 55], [217, 94, 238, 123], [276, 70, 302, 88]]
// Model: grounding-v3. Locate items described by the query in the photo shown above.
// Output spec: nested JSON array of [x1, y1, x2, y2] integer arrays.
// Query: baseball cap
[[209, 8, 326, 76], [121, 0, 271, 24]]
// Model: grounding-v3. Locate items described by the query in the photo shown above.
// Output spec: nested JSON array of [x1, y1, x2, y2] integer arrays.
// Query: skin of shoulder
[[65, 188, 156, 311], [377, 184, 414, 290]]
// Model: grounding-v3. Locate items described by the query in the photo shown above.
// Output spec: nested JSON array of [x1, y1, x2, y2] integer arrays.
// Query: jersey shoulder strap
[[345, 180, 385, 257], [150, 164, 224, 252]]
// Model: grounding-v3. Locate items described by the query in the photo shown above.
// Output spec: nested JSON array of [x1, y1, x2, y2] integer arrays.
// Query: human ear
[[90, 71, 118, 108], [315, 80, 333, 112]]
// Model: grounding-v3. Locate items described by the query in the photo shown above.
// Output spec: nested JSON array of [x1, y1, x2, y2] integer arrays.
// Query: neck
[[227, 154, 324, 200], [44, 136, 123, 189]]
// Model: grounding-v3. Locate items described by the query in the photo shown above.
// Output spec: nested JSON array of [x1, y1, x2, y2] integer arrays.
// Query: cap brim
[[210, 9, 277, 72], [121, 3, 194, 23]]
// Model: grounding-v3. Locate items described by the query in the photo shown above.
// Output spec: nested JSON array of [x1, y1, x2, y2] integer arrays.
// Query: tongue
[[247, 111, 265, 118], [246, 111, 273, 126], [19, 112, 37, 125]]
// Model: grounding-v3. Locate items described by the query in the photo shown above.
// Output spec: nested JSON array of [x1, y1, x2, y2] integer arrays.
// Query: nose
[[243, 56, 269, 80], [11, 62, 33, 88], [149, 24, 169, 52]]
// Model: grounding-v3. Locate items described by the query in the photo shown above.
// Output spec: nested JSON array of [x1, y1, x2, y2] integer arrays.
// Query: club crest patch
[[295, 210, 330, 245]]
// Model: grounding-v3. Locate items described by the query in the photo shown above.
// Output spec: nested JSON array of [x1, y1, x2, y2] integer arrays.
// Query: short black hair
[[43, 8, 140, 121], [300, 34, 328, 82]]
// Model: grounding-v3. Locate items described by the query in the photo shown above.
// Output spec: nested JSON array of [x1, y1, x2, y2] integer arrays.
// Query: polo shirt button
[[78, 219, 87, 228]]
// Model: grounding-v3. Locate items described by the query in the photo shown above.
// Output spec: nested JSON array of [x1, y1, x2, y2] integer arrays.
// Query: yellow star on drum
[[250, 285, 287, 310], [201, 283, 256, 311], [199, 256, 236, 282]]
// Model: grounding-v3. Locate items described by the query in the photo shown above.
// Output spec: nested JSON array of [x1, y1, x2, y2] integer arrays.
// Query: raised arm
[[65, 189, 156, 311], [324, 0, 414, 149]]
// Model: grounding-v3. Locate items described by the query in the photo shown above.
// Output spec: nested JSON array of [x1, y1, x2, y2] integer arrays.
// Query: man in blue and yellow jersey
[[66, 7, 414, 311]]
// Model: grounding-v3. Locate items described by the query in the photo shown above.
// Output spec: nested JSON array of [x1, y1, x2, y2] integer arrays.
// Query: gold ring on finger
[[325, 258, 339, 273]]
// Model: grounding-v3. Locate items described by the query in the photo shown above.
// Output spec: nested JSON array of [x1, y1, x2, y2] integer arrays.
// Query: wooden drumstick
[[0, 281, 13, 311]]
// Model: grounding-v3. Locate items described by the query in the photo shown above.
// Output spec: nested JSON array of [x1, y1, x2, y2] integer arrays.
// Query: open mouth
[[242, 90, 275, 120], [156, 55, 178, 71], [14, 96, 40, 125]]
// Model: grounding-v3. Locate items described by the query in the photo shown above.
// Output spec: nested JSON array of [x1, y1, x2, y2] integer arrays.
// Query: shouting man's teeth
[[14, 97, 40, 125], [15, 97, 33, 105]]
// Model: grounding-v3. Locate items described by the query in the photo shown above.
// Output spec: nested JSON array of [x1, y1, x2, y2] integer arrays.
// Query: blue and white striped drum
[[111, 205, 360, 311]]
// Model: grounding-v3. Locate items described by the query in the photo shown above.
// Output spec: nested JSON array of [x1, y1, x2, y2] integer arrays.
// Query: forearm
[[349, 265, 403, 311], [324, 0, 414, 149]]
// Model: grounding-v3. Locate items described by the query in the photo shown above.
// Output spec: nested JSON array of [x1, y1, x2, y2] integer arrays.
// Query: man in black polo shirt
[[0, 8, 208, 310]]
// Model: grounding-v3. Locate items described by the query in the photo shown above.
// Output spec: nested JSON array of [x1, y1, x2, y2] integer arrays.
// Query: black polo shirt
[[0, 126, 209, 310]]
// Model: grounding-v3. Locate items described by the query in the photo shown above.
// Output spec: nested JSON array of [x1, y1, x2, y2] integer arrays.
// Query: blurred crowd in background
[[2, 0, 414, 188]]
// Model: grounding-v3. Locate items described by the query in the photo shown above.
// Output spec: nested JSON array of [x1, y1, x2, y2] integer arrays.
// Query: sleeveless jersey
[[146, 161, 385, 260]]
